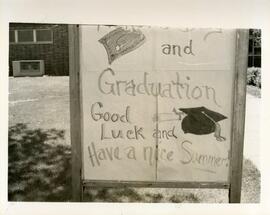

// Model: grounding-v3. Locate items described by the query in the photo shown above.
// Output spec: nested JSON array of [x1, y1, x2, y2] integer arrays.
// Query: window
[[248, 29, 261, 67], [20, 62, 41, 72], [9, 30, 15, 43], [9, 28, 53, 44], [17, 30, 34, 42], [36, 29, 53, 42]]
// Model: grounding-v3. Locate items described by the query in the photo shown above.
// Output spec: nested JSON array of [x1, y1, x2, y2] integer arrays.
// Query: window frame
[[9, 30, 16, 43], [35, 29, 53, 43], [10, 28, 53, 44], [248, 30, 261, 67], [16, 29, 35, 43]]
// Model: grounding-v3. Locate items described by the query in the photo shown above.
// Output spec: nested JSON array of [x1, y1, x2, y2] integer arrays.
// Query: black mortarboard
[[179, 106, 227, 135]]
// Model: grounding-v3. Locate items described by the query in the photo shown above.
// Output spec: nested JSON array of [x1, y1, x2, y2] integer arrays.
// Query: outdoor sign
[[69, 25, 248, 202]]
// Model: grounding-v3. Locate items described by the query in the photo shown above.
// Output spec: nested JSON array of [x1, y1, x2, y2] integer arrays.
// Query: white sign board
[[80, 25, 236, 182]]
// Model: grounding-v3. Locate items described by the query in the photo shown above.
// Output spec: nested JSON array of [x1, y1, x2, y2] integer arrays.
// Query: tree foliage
[[250, 29, 261, 47]]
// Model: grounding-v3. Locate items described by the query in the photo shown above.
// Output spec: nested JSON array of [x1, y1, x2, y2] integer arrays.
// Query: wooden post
[[229, 29, 249, 203], [69, 24, 82, 202]]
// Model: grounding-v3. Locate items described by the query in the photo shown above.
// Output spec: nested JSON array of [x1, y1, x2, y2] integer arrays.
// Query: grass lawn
[[8, 76, 260, 203]]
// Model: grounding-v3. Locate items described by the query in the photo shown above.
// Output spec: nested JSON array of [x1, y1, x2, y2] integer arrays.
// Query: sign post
[[229, 30, 249, 203], [69, 25, 82, 202], [69, 24, 248, 203]]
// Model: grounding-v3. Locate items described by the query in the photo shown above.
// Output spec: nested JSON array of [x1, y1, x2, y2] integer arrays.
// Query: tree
[[250, 29, 261, 47]]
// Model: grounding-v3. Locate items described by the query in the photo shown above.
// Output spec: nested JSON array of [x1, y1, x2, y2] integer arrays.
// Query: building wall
[[9, 23, 69, 76]]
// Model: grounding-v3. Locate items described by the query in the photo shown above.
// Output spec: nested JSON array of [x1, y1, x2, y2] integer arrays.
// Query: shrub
[[247, 67, 261, 88]]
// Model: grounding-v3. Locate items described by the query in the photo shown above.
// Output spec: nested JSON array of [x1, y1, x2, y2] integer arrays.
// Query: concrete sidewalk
[[244, 94, 261, 170]]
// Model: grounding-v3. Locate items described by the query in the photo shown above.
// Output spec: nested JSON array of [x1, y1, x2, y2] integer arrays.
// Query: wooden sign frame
[[68, 24, 249, 203]]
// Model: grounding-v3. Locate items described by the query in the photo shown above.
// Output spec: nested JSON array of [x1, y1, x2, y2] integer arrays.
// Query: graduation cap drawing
[[99, 27, 146, 65], [177, 106, 227, 141]]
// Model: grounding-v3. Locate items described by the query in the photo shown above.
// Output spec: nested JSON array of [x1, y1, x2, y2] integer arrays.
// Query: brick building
[[9, 23, 69, 76]]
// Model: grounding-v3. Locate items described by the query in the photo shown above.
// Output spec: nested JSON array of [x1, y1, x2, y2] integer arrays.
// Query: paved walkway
[[244, 94, 261, 170]]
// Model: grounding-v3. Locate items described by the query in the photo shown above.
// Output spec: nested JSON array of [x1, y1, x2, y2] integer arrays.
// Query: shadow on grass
[[8, 124, 260, 203], [83, 187, 201, 203], [8, 123, 71, 201], [83, 187, 144, 202]]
